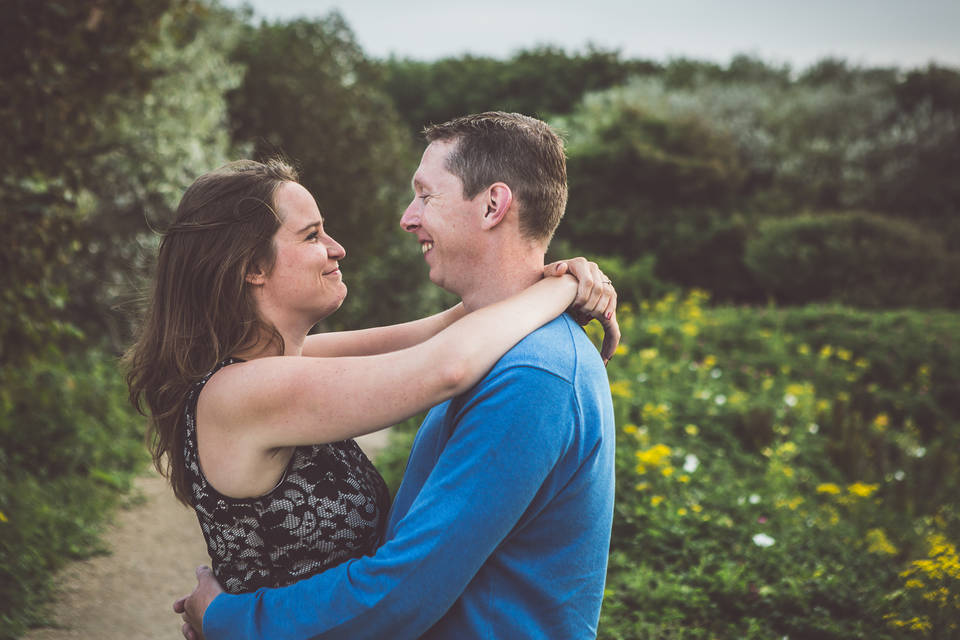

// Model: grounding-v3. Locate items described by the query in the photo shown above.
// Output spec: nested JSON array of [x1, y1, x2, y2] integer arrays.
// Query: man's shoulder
[[493, 314, 603, 383]]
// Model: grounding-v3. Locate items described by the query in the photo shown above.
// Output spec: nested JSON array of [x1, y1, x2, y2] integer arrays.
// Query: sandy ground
[[23, 430, 392, 640]]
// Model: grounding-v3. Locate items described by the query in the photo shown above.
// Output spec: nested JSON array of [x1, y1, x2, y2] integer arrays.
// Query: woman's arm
[[201, 275, 581, 451], [302, 304, 466, 357], [303, 257, 617, 358]]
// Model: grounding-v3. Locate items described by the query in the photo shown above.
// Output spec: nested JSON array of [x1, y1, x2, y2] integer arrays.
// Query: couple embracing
[[127, 112, 619, 639]]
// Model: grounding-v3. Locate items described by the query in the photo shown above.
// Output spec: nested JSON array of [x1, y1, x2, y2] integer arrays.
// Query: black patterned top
[[183, 358, 390, 594]]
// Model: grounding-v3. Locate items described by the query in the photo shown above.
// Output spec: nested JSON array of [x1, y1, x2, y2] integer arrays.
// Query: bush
[[744, 212, 959, 308], [0, 352, 145, 639]]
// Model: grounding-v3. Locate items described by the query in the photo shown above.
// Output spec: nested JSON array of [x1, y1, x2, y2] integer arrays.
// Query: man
[[176, 112, 617, 639]]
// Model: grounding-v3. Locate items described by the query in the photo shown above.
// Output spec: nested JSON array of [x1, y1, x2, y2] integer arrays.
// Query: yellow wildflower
[[691, 504, 703, 513], [0, 510, 7, 523], [678, 475, 691, 483], [702, 355, 717, 369], [677, 508, 688, 516], [635, 444, 672, 468], [855, 357, 869, 368], [661, 466, 675, 477], [798, 344, 811, 356], [640, 348, 658, 361], [775, 496, 804, 510], [681, 322, 698, 337], [777, 442, 798, 456], [609, 380, 632, 399], [648, 324, 664, 335], [623, 424, 639, 435], [635, 482, 650, 492], [817, 483, 842, 495], [865, 528, 898, 555], [651, 495, 664, 507], [684, 424, 699, 436], [848, 482, 879, 498], [762, 377, 774, 391], [819, 345, 833, 358], [837, 348, 852, 361]]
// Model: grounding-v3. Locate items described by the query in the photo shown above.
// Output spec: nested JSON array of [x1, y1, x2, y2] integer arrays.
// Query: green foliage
[[1, 3, 244, 636], [0, 352, 146, 639], [745, 212, 959, 308], [379, 46, 654, 135], [595, 294, 960, 638], [1, 0, 244, 353], [553, 62, 960, 306]]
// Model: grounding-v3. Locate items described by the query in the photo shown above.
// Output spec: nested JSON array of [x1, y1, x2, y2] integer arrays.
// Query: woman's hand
[[544, 258, 621, 365]]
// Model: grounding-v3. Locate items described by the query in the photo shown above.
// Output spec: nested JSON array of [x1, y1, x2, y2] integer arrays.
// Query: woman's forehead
[[275, 182, 323, 230]]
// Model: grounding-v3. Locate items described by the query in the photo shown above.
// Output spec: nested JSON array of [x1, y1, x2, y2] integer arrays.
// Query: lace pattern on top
[[184, 358, 390, 594]]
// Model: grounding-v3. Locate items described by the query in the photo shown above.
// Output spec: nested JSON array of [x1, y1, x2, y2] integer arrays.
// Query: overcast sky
[[222, 0, 960, 71]]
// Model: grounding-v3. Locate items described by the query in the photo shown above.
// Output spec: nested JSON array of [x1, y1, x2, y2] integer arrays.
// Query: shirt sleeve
[[203, 365, 578, 640]]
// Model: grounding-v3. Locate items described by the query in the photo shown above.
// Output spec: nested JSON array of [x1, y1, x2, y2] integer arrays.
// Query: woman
[[125, 159, 616, 595]]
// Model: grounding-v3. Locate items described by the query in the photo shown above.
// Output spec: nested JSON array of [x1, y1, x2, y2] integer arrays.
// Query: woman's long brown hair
[[124, 159, 298, 506]]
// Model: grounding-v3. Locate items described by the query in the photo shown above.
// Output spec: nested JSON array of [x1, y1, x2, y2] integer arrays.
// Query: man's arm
[[198, 366, 578, 640]]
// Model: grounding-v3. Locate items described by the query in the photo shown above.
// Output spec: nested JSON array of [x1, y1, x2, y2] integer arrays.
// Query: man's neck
[[460, 252, 545, 312]]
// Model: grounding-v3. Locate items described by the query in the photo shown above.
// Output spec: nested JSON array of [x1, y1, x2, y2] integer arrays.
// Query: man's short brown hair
[[423, 112, 567, 244]]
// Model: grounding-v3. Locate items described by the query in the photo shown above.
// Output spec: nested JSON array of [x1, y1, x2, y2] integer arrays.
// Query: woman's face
[[251, 182, 347, 324]]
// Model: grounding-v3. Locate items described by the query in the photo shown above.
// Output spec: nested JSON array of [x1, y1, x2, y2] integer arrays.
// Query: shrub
[[744, 212, 958, 308], [0, 352, 145, 638]]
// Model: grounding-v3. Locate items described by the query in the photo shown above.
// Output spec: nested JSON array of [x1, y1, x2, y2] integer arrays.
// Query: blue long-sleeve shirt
[[204, 314, 616, 639]]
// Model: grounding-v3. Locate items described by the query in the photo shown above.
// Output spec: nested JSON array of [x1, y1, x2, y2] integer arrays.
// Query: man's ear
[[245, 262, 267, 286], [481, 182, 513, 230]]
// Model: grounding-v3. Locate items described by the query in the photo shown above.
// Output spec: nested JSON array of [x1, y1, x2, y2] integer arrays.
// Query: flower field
[[592, 293, 960, 639]]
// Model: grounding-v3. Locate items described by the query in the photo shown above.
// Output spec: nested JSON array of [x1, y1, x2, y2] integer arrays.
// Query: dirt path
[[24, 430, 392, 640]]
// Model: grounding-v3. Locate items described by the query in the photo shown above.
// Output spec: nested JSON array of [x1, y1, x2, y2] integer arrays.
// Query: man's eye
[[306, 231, 319, 241], [419, 194, 431, 202]]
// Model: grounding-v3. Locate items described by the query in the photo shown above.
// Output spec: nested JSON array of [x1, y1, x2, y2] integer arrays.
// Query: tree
[[0, 0, 244, 357]]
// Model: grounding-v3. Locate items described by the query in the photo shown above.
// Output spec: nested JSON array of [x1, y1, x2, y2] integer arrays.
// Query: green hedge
[[0, 352, 145, 639], [744, 212, 959, 309]]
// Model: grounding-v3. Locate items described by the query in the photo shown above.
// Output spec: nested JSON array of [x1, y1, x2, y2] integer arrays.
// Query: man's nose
[[400, 201, 420, 232]]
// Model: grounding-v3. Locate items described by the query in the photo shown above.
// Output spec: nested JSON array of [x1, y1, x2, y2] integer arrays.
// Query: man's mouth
[[421, 241, 433, 255]]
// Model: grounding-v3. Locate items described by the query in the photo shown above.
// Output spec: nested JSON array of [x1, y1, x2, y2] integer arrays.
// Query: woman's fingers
[[544, 258, 622, 363]]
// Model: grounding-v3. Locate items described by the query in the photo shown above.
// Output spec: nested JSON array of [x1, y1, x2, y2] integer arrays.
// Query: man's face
[[400, 139, 485, 296]]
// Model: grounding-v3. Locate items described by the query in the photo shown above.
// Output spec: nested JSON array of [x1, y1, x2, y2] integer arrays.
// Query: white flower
[[913, 447, 927, 458], [714, 394, 727, 406], [710, 368, 722, 379], [683, 454, 700, 473], [748, 494, 761, 504], [784, 394, 798, 407], [894, 470, 905, 481], [752, 533, 776, 548], [808, 423, 819, 434]]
